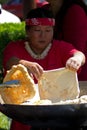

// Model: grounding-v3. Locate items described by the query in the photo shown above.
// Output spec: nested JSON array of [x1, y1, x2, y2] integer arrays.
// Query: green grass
[[0, 112, 11, 130]]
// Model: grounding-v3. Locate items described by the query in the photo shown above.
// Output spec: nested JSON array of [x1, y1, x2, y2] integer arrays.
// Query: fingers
[[27, 69, 34, 79], [66, 57, 81, 71], [26, 62, 43, 80], [20, 60, 44, 80], [30, 63, 43, 80]]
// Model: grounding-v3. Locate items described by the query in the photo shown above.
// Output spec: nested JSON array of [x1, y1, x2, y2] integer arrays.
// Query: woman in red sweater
[[23, 0, 87, 80]]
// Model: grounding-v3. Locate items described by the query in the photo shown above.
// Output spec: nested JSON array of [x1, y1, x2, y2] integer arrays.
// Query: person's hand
[[27, 62, 43, 80], [19, 60, 43, 80], [66, 57, 82, 71]]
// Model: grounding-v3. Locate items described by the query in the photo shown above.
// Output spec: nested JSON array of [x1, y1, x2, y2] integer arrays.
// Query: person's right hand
[[19, 60, 43, 80]]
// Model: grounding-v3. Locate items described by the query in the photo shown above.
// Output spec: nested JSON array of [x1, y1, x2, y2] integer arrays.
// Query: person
[[45, 0, 87, 81], [3, 7, 85, 130], [41, 0, 87, 81], [24, 0, 87, 81]]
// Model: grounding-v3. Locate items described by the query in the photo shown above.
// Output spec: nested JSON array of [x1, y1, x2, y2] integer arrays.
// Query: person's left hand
[[66, 57, 82, 71]]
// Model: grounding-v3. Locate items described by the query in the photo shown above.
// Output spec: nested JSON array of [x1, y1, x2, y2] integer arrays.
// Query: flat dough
[[32, 99, 52, 105], [38, 68, 80, 103], [0, 64, 36, 104]]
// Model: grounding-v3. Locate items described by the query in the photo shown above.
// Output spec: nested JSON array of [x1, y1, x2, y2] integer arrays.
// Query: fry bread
[[0, 64, 36, 104]]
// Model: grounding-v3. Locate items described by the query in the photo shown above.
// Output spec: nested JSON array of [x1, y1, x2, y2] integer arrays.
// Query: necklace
[[25, 41, 52, 60]]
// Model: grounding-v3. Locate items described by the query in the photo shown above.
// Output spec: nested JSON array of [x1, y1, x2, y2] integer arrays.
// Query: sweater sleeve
[[3, 41, 24, 70], [63, 4, 87, 53]]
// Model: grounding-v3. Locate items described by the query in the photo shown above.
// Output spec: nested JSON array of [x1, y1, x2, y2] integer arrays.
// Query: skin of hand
[[66, 57, 82, 71], [19, 60, 43, 80], [66, 51, 85, 71]]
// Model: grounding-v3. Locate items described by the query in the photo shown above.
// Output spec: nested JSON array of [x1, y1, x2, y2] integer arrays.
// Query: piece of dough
[[0, 64, 36, 104], [38, 68, 80, 103], [32, 99, 52, 105]]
